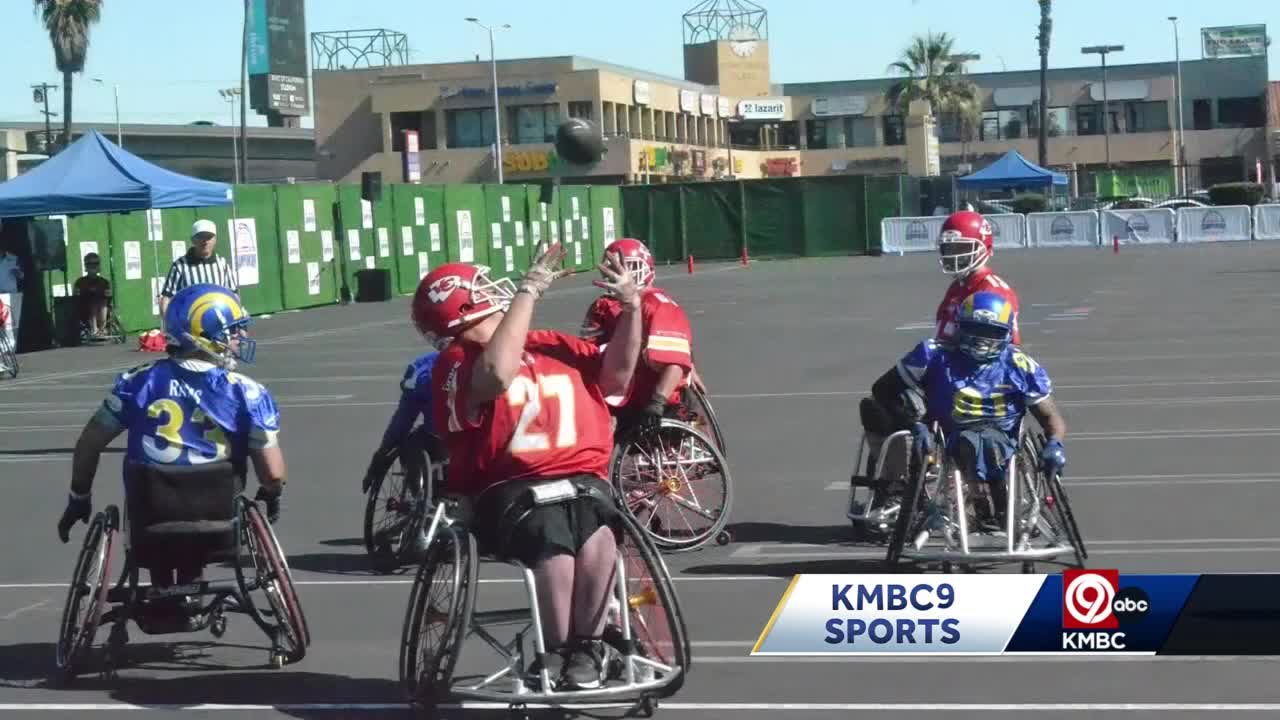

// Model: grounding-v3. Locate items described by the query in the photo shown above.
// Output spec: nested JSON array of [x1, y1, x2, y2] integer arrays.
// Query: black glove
[[256, 486, 282, 524], [57, 493, 92, 543], [639, 393, 669, 433], [363, 446, 396, 494]]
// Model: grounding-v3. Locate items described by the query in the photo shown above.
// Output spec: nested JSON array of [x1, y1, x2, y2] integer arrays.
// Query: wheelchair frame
[[886, 419, 1088, 573], [678, 385, 726, 455], [610, 418, 734, 552], [363, 425, 449, 573], [80, 305, 127, 345], [399, 492, 690, 717], [0, 327, 17, 379], [846, 428, 939, 538], [55, 491, 311, 681]]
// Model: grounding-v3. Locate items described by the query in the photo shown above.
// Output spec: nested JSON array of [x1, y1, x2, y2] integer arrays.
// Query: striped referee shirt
[[161, 251, 239, 298]]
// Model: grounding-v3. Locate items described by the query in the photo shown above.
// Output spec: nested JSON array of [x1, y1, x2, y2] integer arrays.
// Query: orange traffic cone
[[687, 254, 695, 274]]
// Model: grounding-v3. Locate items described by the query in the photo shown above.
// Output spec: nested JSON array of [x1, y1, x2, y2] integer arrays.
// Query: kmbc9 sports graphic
[[752, 571, 1280, 655]]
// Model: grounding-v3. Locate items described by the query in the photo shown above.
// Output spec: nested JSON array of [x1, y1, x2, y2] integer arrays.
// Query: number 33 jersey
[[95, 359, 281, 468], [896, 339, 1052, 435], [432, 330, 614, 496]]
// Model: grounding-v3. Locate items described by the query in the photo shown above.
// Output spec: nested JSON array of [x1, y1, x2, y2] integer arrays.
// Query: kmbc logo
[[1060, 570, 1150, 649]]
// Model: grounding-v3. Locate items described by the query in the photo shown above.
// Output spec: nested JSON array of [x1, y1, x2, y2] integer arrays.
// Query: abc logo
[[1062, 570, 1150, 629]]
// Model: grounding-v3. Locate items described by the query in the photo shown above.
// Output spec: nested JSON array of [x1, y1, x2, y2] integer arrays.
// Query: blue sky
[[2, 0, 1275, 129]]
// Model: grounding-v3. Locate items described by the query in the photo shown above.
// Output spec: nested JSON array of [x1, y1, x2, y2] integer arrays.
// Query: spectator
[[0, 237, 24, 365], [159, 219, 239, 326], [74, 252, 112, 337]]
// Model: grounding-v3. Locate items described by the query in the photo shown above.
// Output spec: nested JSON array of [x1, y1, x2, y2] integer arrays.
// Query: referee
[[159, 219, 240, 326]]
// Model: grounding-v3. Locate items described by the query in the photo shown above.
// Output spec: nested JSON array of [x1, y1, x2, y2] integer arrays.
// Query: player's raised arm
[[594, 251, 643, 399], [470, 244, 569, 403]]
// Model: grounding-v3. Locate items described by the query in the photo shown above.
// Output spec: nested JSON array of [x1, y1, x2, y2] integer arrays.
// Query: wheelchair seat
[[124, 461, 246, 568]]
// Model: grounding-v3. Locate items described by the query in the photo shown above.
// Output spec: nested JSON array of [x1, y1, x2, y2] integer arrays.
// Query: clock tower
[[682, 0, 771, 98]]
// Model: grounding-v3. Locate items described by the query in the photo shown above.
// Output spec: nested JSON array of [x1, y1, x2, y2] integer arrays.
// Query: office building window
[[510, 103, 560, 144], [1217, 96, 1264, 128], [883, 115, 905, 146], [390, 111, 422, 151], [1125, 100, 1169, 133], [844, 116, 876, 147], [1192, 99, 1212, 130], [1075, 103, 1119, 136], [568, 101, 593, 121], [1029, 106, 1069, 137], [980, 107, 1032, 141], [806, 119, 839, 149], [446, 108, 496, 148]]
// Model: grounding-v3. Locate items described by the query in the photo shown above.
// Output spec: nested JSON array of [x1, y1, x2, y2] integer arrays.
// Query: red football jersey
[[432, 329, 615, 496], [935, 267, 1022, 345], [579, 288, 694, 407]]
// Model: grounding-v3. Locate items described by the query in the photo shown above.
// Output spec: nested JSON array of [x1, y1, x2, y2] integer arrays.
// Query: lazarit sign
[[737, 98, 787, 120]]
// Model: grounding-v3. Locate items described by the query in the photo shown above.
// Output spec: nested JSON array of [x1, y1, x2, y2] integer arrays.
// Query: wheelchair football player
[[872, 292, 1087, 573]]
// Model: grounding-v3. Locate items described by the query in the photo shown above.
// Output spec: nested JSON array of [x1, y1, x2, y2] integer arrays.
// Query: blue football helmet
[[955, 291, 1015, 362], [164, 284, 256, 365]]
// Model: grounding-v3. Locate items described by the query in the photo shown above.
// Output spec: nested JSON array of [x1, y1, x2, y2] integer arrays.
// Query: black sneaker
[[562, 638, 605, 690], [528, 648, 566, 690]]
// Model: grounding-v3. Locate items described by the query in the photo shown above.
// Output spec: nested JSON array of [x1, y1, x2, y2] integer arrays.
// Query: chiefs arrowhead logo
[[428, 275, 464, 304]]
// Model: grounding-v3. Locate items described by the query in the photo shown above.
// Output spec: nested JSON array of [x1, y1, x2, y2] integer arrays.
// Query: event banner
[[753, 572, 1280, 655]]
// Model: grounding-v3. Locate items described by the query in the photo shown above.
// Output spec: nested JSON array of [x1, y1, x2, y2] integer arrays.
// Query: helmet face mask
[[165, 285, 255, 367], [954, 292, 1014, 363]]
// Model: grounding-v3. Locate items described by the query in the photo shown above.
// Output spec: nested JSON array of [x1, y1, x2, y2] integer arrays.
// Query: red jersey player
[[416, 243, 643, 690], [934, 210, 1021, 346], [580, 238, 701, 427]]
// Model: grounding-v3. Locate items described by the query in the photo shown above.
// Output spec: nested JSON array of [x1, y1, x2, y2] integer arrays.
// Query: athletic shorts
[[473, 474, 620, 568]]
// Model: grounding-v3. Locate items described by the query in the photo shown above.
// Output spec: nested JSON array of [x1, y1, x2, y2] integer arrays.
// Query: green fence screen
[[275, 183, 342, 308]]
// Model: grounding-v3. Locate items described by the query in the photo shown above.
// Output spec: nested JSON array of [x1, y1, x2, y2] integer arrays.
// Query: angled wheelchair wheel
[[611, 419, 733, 552], [679, 385, 725, 454], [106, 314, 127, 345], [1018, 433, 1087, 567], [399, 522, 477, 707], [363, 444, 427, 573], [241, 499, 310, 666], [611, 510, 691, 696], [55, 506, 119, 678], [0, 331, 17, 379]]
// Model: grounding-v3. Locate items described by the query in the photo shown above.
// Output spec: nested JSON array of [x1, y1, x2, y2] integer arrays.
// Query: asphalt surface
[[5, 243, 1280, 718]]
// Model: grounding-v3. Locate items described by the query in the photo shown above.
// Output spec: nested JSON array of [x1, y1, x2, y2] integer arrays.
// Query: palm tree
[[33, 0, 103, 151], [1036, 0, 1053, 166], [885, 32, 981, 160]]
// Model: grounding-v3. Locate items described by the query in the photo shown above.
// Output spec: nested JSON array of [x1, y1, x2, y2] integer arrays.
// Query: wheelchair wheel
[[1019, 433, 1087, 567], [0, 331, 17, 379], [611, 419, 733, 553], [885, 454, 930, 569], [241, 499, 310, 665], [363, 444, 427, 573], [612, 510, 691, 695], [55, 507, 119, 678], [679, 385, 725, 454], [399, 522, 477, 707], [106, 314, 127, 345]]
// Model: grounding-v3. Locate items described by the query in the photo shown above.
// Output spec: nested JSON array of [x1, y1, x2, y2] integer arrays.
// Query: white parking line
[[1, 702, 1277, 712], [827, 472, 1280, 490], [0, 575, 785, 590]]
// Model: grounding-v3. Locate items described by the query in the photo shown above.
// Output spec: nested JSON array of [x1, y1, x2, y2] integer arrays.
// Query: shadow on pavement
[[720, 521, 855, 546]]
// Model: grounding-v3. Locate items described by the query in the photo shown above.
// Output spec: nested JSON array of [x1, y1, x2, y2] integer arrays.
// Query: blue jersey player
[[57, 284, 286, 599], [867, 291, 1067, 529]]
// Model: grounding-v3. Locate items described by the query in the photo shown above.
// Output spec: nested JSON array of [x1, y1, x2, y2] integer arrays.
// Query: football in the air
[[555, 118, 605, 165]]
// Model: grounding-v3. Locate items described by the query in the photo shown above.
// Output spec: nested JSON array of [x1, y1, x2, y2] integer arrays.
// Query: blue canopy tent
[[956, 149, 1069, 191], [0, 129, 232, 219]]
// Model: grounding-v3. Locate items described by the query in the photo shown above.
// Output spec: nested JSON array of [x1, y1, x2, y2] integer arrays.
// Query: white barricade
[[1253, 204, 1280, 241], [1102, 208, 1177, 245], [880, 216, 946, 254], [986, 213, 1028, 249], [1027, 211, 1099, 247], [1176, 206, 1252, 243]]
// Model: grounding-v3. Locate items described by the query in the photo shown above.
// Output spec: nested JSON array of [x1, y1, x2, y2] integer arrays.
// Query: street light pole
[[219, 88, 241, 184], [92, 78, 122, 146], [1082, 44, 1124, 168], [1169, 16, 1186, 196], [467, 17, 510, 184]]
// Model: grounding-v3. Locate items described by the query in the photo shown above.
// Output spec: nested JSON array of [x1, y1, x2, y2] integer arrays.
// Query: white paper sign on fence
[[1254, 204, 1280, 241], [501, 196, 511, 222], [123, 241, 143, 280], [377, 228, 390, 257], [1177, 206, 1251, 243], [414, 197, 426, 226], [229, 218, 260, 286], [303, 199, 317, 232], [429, 223, 442, 252], [504, 245, 514, 272], [321, 230, 334, 261], [1103, 208, 1176, 245], [348, 229, 362, 261], [401, 227, 414, 256], [603, 207, 616, 242], [985, 214, 1028, 249], [879, 216, 946, 254], [147, 209, 163, 242], [361, 199, 373, 229], [307, 262, 321, 295], [418, 252, 431, 279], [286, 230, 301, 263], [458, 211, 474, 262], [171, 241, 186, 263], [491, 223, 502, 249], [1027, 211, 1100, 247], [515, 223, 525, 247]]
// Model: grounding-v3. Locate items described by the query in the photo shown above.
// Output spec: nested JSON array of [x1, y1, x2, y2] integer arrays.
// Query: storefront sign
[[680, 89, 699, 114], [701, 94, 717, 116], [1202, 24, 1268, 58], [438, 81, 557, 100], [503, 149, 560, 175], [765, 157, 798, 177], [718, 97, 731, 117], [811, 95, 867, 117], [738, 98, 787, 120], [634, 80, 651, 105]]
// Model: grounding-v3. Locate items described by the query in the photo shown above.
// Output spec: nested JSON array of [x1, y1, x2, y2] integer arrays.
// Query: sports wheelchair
[[55, 462, 310, 680], [675, 384, 725, 455], [611, 417, 734, 552], [363, 425, 448, 573], [882, 420, 1087, 574], [398, 479, 690, 717], [846, 425, 941, 540], [0, 325, 16, 379], [79, 304, 127, 345]]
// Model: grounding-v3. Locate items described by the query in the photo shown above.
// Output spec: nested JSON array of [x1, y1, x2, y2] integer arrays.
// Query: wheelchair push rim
[[0, 332, 17, 379], [241, 499, 310, 664], [363, 445, 426, 572], [680, 385, 725, 454], [55, 508, 118, 675], [399, 520, 477, 706], [611, 419, 733, 553]]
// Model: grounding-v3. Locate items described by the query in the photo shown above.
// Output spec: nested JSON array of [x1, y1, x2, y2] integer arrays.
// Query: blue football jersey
[[399, 351, 439, 425], [96, 359, 281, 467], [895, 339, 1052, 435]]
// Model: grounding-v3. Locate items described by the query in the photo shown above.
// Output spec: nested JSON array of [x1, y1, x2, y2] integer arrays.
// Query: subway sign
[[503, 150, 561, 174]]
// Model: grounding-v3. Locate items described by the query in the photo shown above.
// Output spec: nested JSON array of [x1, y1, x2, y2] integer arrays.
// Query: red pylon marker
[[687, 254, 695, 274], [1113, 234, 1119, 254], [741, 245, 749, 266]]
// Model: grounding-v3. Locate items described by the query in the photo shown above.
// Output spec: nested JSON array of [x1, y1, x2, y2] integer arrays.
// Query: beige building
[[313, 25, 1271, 196]]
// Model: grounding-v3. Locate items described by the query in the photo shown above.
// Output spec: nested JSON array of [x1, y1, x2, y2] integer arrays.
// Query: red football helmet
[[412, 263, 516, 340], [938, 210, 994, 276], [604, 238, 655, 288]]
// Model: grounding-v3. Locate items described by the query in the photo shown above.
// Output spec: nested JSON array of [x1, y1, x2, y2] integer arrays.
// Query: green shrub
[[1208, 182, 1264, 206], [1009, 193, 1047, 214]]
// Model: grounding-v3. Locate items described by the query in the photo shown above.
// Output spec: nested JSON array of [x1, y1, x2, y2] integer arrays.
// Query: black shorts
[[474, 474, 620, 568]]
